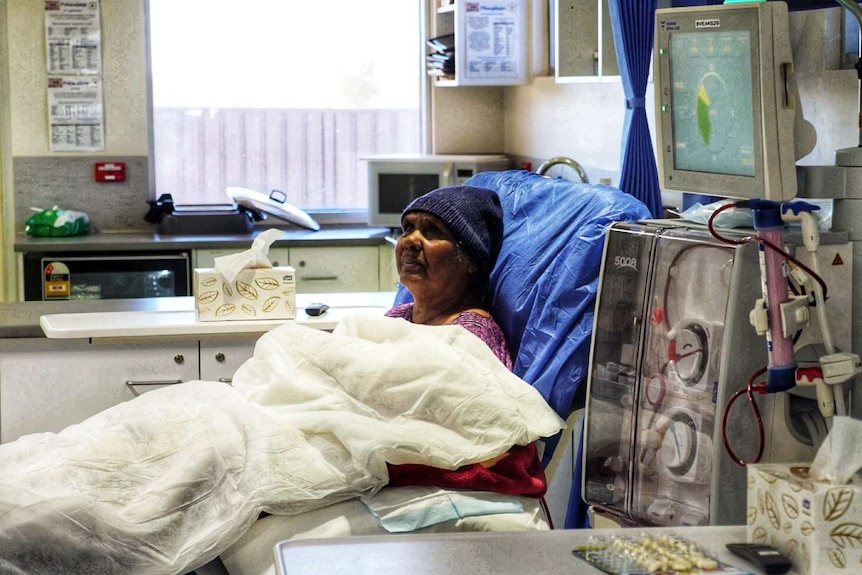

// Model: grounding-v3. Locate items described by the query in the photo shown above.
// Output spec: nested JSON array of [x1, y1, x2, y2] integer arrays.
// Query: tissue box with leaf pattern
[[747, 463, 862, 575], [194, 267, 296, 321]]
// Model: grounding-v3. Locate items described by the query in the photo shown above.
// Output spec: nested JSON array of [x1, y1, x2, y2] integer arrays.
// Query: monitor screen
[[669, 29, 755, 177], [654, 2, 800, 201]]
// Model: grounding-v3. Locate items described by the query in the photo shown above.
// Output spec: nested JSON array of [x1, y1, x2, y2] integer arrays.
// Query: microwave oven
[[364, 154, 510, 228]]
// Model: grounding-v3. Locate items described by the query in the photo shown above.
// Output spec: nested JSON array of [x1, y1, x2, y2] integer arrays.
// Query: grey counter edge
[[14, 226, 394, 253], [0, 297, 195, 338]]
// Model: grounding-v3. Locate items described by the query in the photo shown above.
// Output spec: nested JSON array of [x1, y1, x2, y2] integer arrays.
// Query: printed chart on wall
[[44, 1, 102, 75], [463, 1, 524, 82], [47, 77, 105, 152], [44, 1, 105, 152]]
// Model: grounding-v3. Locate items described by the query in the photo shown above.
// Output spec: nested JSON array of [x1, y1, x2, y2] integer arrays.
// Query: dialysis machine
[[583, 221, 768, 527], [582, 219, 852, 528]]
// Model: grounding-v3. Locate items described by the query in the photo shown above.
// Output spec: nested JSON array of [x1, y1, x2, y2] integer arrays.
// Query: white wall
[[5, 0, 148, 156], [503, 76, 631, 186]]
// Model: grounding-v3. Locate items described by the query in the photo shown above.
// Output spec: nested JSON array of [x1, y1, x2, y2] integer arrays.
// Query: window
[[147, 0, 423, 218]]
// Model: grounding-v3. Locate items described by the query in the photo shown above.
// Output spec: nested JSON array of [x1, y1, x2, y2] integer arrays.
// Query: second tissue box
[[193, 228, 296, 321], [194, 266, 296, 321], [747, 417, 862, 575]]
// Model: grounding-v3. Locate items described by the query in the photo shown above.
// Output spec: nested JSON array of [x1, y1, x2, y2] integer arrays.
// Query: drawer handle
[[301, 276, 338, 282], [218, 377, 233, 384], [125, 379, 183, 397]]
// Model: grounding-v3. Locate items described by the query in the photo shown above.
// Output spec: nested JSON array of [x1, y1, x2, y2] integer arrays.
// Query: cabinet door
[[0, 338, 199, 443], [195, 247, 289, 268], [555, 0, 619, 82], [199, 336, 258, 383], [289, 246, 379, 293]]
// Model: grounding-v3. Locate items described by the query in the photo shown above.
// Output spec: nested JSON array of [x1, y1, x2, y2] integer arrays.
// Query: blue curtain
[[608, 0, 663, 219]]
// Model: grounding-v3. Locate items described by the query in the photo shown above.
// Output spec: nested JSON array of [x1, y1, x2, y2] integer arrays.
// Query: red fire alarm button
[[95, 162, 127, 183]]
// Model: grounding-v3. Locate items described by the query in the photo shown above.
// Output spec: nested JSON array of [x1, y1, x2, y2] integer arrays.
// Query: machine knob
[[668, 322, 709, 386], [660, 420, 697, 475]]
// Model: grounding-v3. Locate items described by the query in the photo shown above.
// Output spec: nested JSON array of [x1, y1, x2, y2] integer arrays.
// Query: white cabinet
[[0, 338, 199, 442], [289, 246, 379, 293], [195, 246, 380, 293], [430, 0, 529, 87], [0, 335, 261, 443], [199, 336, 257, 383]]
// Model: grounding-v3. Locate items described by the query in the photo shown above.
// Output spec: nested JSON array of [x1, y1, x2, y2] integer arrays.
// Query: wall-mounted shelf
[[429, 0, 529, 87]]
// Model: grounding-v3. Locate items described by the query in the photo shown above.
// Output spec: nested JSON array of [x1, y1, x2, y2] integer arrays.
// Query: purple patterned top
[[386, 303, 513, 370]]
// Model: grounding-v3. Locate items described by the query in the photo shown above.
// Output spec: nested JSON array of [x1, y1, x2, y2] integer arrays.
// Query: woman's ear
[[457, 246, 479, 275]]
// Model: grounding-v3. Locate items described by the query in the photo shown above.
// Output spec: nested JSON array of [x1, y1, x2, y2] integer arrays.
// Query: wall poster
[[44, 1, 102, 76], [47, 77, 105, 152], [44, 1, 105, 152], [462, 1, 525, 82]]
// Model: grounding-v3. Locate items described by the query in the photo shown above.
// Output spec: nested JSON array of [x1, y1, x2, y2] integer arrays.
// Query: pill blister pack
[[571, 533, 754, 575]]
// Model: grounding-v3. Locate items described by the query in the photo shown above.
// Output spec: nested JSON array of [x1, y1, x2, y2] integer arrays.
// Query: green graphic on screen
[[670, 30, 755, 177]]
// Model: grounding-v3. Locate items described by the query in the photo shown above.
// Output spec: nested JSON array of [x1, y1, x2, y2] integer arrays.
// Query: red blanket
[[386, 443, 547, 497]]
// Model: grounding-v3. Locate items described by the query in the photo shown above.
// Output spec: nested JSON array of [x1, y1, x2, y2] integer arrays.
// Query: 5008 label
[[614, 256, 638, 271]]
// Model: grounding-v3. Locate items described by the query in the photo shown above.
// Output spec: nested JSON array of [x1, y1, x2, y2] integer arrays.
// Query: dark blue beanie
[[402, 185, 503, 277]]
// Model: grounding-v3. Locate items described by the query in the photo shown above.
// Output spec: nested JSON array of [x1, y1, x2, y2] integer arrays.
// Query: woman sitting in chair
[[384, 185, 545, 498], [386, 185, 511, 368]]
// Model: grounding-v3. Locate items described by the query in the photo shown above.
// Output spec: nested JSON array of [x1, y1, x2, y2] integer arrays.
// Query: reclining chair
[[209, 170, 651, 575]]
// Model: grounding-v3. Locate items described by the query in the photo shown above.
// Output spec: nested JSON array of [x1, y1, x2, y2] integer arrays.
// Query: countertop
[[14, 225, 394, 253], [275, 526, 792, 575], [0, 297, 195, 338], [0, 293, 398, 339], [39, 292, 397, 339]]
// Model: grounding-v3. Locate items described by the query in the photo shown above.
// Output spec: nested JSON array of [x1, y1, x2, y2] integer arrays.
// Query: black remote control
[[305, 303, 329, 316], [726, 543, 793, 575]]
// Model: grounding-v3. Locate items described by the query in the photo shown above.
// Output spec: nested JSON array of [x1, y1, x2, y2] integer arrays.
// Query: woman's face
[[396, 211, 477, 302]]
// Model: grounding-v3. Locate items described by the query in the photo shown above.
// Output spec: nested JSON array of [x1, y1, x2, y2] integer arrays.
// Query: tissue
[[810, 417, 862, 484], [747, 417, 862, 575], [194, 229, 296, 321], [212, 228, 283, 283]]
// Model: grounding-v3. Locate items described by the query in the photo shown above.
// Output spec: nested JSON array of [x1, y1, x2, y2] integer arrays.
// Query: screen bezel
[[654, 3, 797, 202]]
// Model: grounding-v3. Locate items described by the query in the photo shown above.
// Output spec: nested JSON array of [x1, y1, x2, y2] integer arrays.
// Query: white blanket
[[0, 314, 563, 575]]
